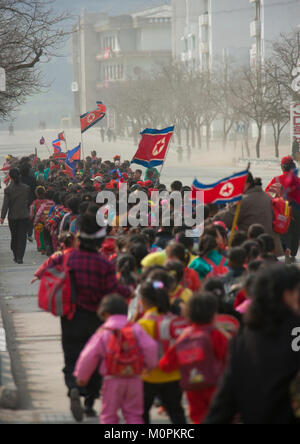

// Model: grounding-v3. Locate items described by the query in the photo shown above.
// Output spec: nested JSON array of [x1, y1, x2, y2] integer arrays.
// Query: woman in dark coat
[[48, 210, 131, 422], [204, 264, 300, 424], [0, 168, 30, 264]]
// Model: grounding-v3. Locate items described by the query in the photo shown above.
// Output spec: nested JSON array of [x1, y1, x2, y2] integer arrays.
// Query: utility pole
[[255, 0, 263, 70]]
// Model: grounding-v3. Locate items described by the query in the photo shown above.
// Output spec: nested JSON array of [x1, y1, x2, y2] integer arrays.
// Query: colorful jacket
[[74, 315, 158, 381]]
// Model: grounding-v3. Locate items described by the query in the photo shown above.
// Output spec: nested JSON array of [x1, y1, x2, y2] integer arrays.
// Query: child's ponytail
[[140, 278, 171, 314]]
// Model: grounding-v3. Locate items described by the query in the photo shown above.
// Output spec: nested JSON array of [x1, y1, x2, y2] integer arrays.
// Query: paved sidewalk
[[0, 225, 171, 424]]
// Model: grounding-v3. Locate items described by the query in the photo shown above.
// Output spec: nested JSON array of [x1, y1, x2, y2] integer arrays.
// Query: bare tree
[[264, 63, 290, 158], [0, 0, 71, 119], [231, 66, 274, 158], [268, 29, 300, 102]]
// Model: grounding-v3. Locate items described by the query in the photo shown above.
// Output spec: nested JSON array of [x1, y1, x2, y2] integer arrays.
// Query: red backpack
[[175, 325, 224, 391], [145, 312, 189, 357], [272, 197, 291, 235], [105, 323, 144, 377], [38, 255, 76, 320], [204, 256, 228, 279]]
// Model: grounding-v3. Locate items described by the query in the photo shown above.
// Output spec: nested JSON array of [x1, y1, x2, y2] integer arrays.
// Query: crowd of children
[[1, 151, 300, 425]]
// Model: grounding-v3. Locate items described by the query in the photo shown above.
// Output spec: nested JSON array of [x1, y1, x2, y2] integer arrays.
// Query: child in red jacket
[[159, 292, 228, 424]]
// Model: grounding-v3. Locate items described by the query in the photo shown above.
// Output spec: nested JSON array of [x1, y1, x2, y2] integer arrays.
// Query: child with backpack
[[159, 292, 228, 424], [189, 234, 228, 281], [31, 232, 76, 284], [164, 260, 193, 316], [138, 272, 188, 424], [30, 186, 47, 254], [74, 294, 158, 424], [33, 189, 55, 256]]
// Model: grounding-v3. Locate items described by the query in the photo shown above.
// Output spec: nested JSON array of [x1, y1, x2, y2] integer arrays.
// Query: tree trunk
[[186, 126, 190, 148], [223, 120, 228, 150], [244, 124, 250, 157], [271, 122, 280, 158], [256, 125, 262, 159], [191, 125, 196, 149], [275, 137, 280, 158], [196, 126, 202, 150], [177, 126, 182, 146], [206, 123, 211, 151]]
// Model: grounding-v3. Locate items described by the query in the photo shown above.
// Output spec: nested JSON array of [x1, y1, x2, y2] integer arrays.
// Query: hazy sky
[[4, 0, 169, 130]]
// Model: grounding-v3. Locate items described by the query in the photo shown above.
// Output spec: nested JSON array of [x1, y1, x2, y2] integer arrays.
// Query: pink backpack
[[204, 256, 228, 279], [175, 325, 224, 391]]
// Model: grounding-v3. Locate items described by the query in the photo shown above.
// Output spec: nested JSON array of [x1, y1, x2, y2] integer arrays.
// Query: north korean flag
[[65, 158, 76, 177], [67, 144, 81, 162], [52, 138, 62, 154], [131, 126, 174, 168], [80, 102, 106, 134], [191, 170, 249, 204]]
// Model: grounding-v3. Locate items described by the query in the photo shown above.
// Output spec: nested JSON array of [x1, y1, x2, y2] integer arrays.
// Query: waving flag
[[65, 145, 81, 177], [52, 139, 67, 160], [191, 170, 249, 204], [80, 101, 106, 134], [131, 126, 174, 168], [65, 158, 76, 177], [52, 138, 62, 154], [67, 144, 81, 162], [58, 131, 66, 141]]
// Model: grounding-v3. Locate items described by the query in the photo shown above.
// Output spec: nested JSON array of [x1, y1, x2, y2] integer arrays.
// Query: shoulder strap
[[220, 256, 227, 266], [174, 286, 185, 299], [203, 256, 215, 267]]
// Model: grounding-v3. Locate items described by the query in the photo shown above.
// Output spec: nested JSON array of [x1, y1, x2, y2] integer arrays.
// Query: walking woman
[[204, 264, 300, 424], [46, 211, 132, 422], [0, 168, 30, 264]]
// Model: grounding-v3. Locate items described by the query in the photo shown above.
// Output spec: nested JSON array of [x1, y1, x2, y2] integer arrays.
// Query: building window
[[192, 35, 196, 51], [184, 38, 188, 53]]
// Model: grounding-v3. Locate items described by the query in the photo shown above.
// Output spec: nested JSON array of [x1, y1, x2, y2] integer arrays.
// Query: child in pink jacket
[[74, 293, 158, 424]]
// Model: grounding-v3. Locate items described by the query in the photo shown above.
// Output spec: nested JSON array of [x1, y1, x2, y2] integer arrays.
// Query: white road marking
[[0, 327, 7, 352]]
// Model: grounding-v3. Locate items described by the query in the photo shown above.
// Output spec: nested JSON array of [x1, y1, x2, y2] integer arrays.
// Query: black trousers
[[43, 228, 54, 256], [143, 381, 187, 424], [60, 308, 103, 407], [282, 205, 300, 257], [8, 218, 29, 261], [27, 219, 33, 237]]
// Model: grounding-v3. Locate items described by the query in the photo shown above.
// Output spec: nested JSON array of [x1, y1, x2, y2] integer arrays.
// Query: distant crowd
[[0, 150, 299, 425]]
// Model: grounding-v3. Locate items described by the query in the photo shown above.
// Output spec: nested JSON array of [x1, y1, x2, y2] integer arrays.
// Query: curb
[[0, 308, 18, 410]]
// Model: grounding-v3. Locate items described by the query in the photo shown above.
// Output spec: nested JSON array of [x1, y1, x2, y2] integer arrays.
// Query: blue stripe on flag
[[131, 158, 164, 168], [140, 126, 175, 136], [192, 169, 249, 191]]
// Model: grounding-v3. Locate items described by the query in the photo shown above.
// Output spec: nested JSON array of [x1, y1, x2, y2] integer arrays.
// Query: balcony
[[250, 20, 261, 38], [199, 14, 209, 27], [199, 42, 209, 54]]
